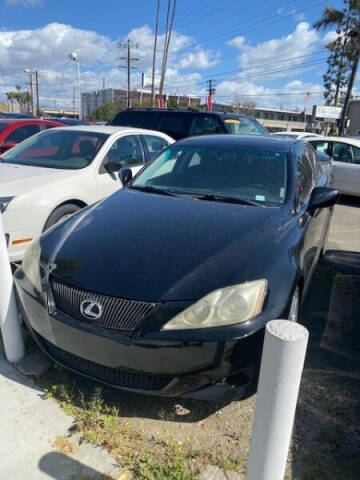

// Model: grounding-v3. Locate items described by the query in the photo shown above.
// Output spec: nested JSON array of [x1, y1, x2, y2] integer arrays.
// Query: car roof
[[175, 134, 297, 151], [48, 125, 171, 136], [305, 135, 360, 145], [0, 118, 62, 124]]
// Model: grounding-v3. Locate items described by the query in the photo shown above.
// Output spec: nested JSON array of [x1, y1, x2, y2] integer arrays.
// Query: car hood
[[0, 163, 75, 196], [46, 188, 285, 302]]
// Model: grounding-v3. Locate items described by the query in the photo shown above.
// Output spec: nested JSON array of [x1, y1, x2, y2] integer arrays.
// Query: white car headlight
[[162, 279, 267, 331], [22, 238, 42, 292]]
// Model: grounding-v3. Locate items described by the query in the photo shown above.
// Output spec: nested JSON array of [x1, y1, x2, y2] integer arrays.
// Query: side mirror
[[0, 142, 16, 153], [119, 167, 132, 186], [105, 160, 128, 173], [309, 186, 339, 211]]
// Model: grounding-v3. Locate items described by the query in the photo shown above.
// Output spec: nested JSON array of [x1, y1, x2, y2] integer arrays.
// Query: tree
[[6, 85, 32, 112], [314, 0, 360, 133], [89, 102, 119, 122]]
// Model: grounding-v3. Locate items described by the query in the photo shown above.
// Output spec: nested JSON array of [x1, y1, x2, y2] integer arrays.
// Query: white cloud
[[0, 23, 217, 108], [178, 47, 219, 70], [227, 36, 246, 49], [5, 0, 42, 6], [322, 30, 339, 46]]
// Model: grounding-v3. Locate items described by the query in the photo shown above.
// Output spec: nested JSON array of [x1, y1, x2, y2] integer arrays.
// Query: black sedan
[[15, 135, 338, 400]]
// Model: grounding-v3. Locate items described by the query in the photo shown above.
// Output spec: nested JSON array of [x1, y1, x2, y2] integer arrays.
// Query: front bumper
[[15, 270, 288, 400]]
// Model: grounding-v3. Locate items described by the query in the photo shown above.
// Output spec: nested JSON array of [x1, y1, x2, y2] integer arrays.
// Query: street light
[[68, 52, 82, 120]]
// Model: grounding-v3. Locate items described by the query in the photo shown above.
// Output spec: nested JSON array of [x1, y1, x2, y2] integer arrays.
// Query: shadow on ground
[[292, 250, 360, 479], [39, 452, 114, 480]]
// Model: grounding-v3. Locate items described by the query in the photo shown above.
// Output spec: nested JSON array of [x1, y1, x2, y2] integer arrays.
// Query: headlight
[[162, 279, 267, 330], [0, 196, 14, 213], [22, 238, 42, 292]]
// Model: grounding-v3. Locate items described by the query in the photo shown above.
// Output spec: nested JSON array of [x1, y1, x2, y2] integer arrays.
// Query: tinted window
[[6, 124, 40, 143], [189, 115, 225, 136], [349, 144, 360, 164], [158, 113, 187, 137], [223, 117, 267, 136], [333, 142, 352, 163], [296, 147, 315, 205], [106, 135, 144, 166], [111, 111, 159, 129], [143, 135, 169, 160], [133, 144, 288, 205], [0, 123, 9, 133], [2, 130, 108, 169]]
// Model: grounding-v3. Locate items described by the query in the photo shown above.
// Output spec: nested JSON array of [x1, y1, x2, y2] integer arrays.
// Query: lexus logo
[[80, 300, 103, 320]]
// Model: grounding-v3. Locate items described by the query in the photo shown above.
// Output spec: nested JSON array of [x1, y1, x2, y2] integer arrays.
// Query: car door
[[331, 141, 360, 196], [96, 134, 145, 198], [296, 144, 327, 290]]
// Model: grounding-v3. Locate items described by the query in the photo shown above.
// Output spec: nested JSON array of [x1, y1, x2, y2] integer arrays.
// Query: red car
[[0, 119, 64, 153]]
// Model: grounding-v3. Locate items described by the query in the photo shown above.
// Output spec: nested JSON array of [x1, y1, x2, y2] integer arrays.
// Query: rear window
[[0, 123, 9, 133], [111, 111, 159, 129], [158, 113, 187, 137]]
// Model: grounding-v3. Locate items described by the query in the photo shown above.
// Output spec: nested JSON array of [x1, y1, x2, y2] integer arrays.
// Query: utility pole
[[119, 40, 139, 109], [151, 0, 161, 107], [72, 86, 76, 115], [35, 70, 39, 116], [159, 0, 177, 98], [24, 69, 35, 115], [339, 49, 359, 135], [206, 79, 216, 111]]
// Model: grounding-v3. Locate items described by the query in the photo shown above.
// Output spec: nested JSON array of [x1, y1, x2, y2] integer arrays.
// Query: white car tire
[[44, 203, 81, 231]]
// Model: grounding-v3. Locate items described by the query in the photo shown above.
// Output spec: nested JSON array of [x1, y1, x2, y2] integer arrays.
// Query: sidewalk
[[0, 343, 121, 480]]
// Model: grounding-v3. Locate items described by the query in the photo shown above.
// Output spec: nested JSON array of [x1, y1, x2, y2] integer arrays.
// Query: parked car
[[44, 117, 88, 126], [0, 119, 64, 153], [304, 135, 360, 196], [15, 135, 338, 400], [271, 131, 321, 140], [0, 112, 37, 119], [0, 125, 173, 262], [110, 108, 269, 140]]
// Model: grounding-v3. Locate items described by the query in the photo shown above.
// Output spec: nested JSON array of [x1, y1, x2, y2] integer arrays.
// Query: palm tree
[[314, 0, 360, 134]]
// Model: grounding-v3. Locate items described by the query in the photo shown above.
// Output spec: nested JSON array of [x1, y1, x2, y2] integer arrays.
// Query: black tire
[[43, 203, 81, 231]]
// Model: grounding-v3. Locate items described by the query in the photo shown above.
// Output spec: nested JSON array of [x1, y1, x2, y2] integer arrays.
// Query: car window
[[133, 144, 288, 205], [42, 124, 57, 130], [223, 117, 265, 136], [0, 122, 9, 133], [333, 142, 351, 163], [296, 147, 315, 205], [110, 111, 159, 129], [106, 135, 144, 166], [348, 144, 360, 164], [6, 124, 41, 143], [142, 135, 169, 160], [306, 145, 321, 180], [309, 140, 329, 153], [2, 130, 109, 169], [158, 113, 187, 138], [189, 115, 224, 136]]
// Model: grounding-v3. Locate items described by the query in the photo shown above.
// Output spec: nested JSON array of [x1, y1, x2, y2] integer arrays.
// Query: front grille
[[36, 333, 172, 391], [51, 278, 157, 332]]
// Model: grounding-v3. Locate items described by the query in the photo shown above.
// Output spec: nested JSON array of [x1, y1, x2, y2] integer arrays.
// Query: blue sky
[[0, 0, 352, 111]]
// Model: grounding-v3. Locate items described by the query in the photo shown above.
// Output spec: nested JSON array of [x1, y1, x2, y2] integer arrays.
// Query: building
[[82, 88, 201, 119], [347, 99, 360, 136], [211, 103, 311, 132]]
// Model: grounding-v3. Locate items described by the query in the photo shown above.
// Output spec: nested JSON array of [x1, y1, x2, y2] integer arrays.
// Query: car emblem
[[80, 300, 103, 320]]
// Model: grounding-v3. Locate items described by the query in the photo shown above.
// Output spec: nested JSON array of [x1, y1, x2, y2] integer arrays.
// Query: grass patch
[[40, 371, 245, 479]]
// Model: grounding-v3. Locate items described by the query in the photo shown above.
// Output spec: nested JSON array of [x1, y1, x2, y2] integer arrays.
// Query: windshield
[[132, 144, 288, 205], [0, 123, 9, 133], [1, 130, 109, 169], [223, 117, 268, 136]]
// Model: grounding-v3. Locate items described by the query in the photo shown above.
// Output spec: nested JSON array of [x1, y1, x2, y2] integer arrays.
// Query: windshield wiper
[[129, 185, 181, 197], [189, 193, 261, 206]]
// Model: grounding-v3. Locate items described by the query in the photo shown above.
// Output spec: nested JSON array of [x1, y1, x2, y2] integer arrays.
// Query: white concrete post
[[0, 214, 25, 363], [246, 320, 309, 480]]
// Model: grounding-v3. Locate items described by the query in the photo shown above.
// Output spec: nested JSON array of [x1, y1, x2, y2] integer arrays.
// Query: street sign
[[315, 105, 342, 120]]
